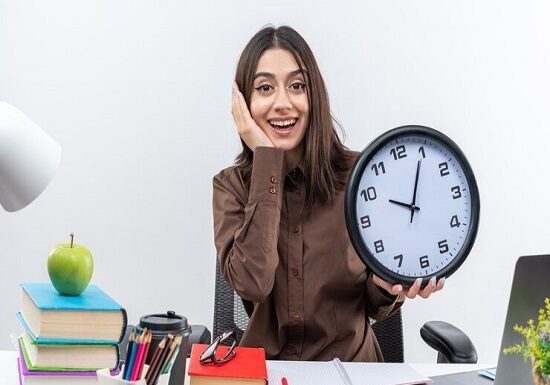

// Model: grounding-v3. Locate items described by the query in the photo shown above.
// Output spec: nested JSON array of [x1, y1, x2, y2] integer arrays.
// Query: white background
[[1, 0, 549, 363]]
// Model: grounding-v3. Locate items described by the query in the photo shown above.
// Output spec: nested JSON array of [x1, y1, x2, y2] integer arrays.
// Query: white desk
[[0, 350, 493, 384]]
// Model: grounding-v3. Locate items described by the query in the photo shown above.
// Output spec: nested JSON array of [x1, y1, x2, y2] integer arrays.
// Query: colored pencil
[[122, 331, 135, 379], [144, 336, 167, 384], [130, 329, 148, 381], [161, 334, 182, 374], [124, 332, 140, 380], [148, 335, 173, 385], [136, 330, 152, 380]]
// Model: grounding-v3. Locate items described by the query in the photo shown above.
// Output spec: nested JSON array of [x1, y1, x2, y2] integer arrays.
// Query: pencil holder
[[97, 365, 169, 385]]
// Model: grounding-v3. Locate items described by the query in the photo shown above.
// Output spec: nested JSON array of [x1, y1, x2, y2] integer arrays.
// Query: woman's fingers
[[405, 278, 422, 299], [231, 87, 244, 131], [417, 277, 445, 299], [236, 89, 252, 132], [372, 275, 398, 294], [373, 274, 445, 299]]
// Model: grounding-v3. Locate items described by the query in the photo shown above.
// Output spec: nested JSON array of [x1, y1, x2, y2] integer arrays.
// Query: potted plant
[[504, 297, 550, 385]]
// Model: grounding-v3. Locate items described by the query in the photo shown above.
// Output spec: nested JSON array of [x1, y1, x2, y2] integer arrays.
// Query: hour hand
[[389, 199, 420, 211]]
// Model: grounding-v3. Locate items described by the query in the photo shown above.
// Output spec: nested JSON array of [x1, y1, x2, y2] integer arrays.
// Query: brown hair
[[234, 25, 348, 210]]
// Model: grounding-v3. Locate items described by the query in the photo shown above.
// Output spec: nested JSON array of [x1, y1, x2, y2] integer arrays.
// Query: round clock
[[345, 125, 480, 287]]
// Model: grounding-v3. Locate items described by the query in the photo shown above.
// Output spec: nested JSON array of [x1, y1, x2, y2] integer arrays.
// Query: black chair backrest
[[370, 309, 404, 363], [213, 260, 249, 344], [213, 259, 404, 362]]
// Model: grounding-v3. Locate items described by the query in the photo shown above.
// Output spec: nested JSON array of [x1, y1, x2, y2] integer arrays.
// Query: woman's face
[[250, 48, 309, 163]]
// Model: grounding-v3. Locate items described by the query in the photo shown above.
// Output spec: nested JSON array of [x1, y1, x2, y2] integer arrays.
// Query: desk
[[0, 350, 493, 384]]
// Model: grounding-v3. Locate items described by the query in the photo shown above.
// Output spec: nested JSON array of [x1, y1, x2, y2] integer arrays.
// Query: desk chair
[[213, 260, 478, 363]]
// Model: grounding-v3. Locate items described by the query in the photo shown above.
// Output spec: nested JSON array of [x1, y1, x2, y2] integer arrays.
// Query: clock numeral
[[419, 255, 430, 268], [418, 146, 426, 159], [450, 214, 460, 228], [439, 162, 450, 177], [371, 162, 386, 176], [394, 254, 403, 268], [360, 215, 371, 229], [451, 186, 462, 199], [390, 145, 407, 160], [374, 240, 384, 253], [438, 240, 449, 254], [360, 187, 377, 202]]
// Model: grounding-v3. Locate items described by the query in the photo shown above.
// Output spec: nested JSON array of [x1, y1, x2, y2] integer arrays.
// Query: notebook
[[431, 254, 550, 385]]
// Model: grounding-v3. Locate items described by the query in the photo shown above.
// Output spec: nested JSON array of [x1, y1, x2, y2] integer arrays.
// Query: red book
[[188, 344, 267, 385]]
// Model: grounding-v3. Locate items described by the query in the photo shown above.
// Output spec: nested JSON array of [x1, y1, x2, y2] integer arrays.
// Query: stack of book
[[16, 282, 127, 384]]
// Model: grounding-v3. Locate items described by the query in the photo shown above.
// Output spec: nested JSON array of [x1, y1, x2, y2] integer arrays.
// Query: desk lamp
[[0, 102, 61, 212]]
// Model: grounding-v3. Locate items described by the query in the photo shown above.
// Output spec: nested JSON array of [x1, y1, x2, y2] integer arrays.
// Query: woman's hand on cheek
[[232, 85, 273, 151], [372, 274, 445, 299]]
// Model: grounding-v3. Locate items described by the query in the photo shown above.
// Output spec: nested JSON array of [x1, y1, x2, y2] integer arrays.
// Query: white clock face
[[354, 134, 473, 278]]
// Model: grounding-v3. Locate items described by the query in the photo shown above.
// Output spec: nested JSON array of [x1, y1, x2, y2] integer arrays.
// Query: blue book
[[19, 282, 127, 345]]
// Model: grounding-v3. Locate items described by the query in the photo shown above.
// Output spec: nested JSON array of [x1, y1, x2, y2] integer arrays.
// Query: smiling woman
[[212, 25, 444, 362]]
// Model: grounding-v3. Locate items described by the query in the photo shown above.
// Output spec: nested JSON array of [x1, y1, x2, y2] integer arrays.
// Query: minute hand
[[410, 159, 422, 223]]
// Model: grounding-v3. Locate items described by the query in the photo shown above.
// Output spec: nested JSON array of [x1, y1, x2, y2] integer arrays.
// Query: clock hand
[[410, 159, 422, 223], [389, 199, 420, 211]]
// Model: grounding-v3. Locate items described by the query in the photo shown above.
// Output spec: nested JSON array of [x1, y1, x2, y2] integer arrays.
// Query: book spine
[[114, 343, 121, 371], [118, 308, 128, 344]]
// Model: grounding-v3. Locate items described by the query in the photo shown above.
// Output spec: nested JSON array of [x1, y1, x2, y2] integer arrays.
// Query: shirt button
[[270, 176, 278, 184], [269, 187, 277, 194], [293, 313, 301, 321], [292, 268, 299, 277], [293, 226, 300, 234]]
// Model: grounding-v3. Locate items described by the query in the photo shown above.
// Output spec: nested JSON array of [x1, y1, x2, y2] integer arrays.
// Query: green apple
[[47, 233, 94, 296]]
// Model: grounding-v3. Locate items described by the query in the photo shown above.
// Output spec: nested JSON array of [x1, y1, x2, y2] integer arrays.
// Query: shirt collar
[[285, 165, 305, 192]]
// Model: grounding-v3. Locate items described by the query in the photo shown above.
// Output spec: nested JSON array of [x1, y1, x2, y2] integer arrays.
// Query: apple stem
[[70, 233, 74, 248]]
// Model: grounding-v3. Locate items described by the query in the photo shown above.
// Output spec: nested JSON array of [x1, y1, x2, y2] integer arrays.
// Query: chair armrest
[[420, 321, 478, 363]]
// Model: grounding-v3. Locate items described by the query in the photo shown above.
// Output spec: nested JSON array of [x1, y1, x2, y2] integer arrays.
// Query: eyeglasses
[[199, 330, 237, 365]]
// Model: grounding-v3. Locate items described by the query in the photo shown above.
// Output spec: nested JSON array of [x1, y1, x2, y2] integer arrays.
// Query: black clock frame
[[344, 125, 480, 287]]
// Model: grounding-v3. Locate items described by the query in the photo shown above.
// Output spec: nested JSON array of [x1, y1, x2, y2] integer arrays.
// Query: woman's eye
[[255, 84, 273, 93], [290, 82, 306, 91]]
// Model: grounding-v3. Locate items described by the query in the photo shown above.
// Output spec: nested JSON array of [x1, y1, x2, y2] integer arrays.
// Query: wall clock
[[345, 125, 480, 287]]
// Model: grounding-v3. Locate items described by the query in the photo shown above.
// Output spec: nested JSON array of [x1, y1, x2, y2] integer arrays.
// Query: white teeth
[[269, 119, 297, 127]]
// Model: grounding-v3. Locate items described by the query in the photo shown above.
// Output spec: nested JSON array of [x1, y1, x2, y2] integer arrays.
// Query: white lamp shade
[[0, 102, 61, 212]]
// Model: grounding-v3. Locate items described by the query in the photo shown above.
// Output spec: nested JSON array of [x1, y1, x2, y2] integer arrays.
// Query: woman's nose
[[274, 89, 292, 112]]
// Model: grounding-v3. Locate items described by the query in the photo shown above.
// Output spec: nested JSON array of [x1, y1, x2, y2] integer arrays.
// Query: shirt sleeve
[[364, 274, 405, 321], [212, 147, 285, 303]]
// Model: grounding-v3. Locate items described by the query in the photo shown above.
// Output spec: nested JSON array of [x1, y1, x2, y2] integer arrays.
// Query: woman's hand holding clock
[[372, 274, 445, 299], [231, 84, 274, 151]]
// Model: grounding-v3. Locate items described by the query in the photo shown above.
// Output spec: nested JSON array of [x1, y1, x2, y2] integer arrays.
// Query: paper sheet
[[267, 360, 432, 385], [268, 360, 345, 385]]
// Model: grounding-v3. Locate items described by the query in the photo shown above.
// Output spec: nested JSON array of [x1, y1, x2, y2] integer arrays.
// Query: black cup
[[137, 311, 191, 385]]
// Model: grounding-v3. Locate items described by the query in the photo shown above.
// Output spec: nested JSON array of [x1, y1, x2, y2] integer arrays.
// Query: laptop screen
[[494, 254, 550, 385]]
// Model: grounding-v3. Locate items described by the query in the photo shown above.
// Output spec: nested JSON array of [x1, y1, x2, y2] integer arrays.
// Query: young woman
[[212, 26, 444, 361]]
